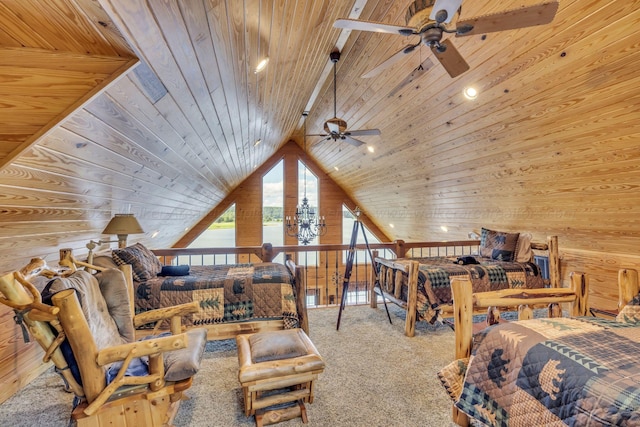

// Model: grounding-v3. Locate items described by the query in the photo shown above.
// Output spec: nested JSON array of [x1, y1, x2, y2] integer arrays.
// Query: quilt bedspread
[[134, 263, 299, 328], [390, 256, 544, 323], [446, 317, 640, 426]]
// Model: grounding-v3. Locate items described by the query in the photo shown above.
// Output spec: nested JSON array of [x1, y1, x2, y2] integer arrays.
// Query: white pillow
[[515, 233, 533, 262]]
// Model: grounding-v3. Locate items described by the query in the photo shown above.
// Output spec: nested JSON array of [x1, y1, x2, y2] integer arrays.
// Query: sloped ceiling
[[1, 0, 639, 270]]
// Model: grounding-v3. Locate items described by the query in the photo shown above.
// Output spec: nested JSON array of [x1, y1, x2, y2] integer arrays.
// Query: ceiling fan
[[334, 0, 559, 78], [307, 51, 381, 147]]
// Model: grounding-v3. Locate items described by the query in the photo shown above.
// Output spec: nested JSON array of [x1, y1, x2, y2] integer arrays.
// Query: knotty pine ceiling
[[1, 0, 639, 270]]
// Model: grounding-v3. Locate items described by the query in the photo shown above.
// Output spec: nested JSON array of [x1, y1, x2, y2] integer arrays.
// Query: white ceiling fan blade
[[345, 129, 381, 137], [430, 0, 463, 24], [334, 18, 415, 36], [362, 42, 421, 78], [342, 135, 365, 147]]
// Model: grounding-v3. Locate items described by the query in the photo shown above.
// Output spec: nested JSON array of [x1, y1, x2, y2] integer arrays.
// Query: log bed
[[371, 235, 559, 336], [444, 269, 640, 426]]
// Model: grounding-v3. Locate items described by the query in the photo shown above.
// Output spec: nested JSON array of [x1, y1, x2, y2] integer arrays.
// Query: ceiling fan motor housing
[[405, 0, 437, 28], [324, 117, 348, 134]]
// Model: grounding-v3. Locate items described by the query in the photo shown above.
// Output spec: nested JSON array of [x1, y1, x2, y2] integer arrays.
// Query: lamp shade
[[102, 213, 145, 235]]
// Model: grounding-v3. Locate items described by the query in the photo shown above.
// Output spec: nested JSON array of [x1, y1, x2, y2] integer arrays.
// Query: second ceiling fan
[[334, 0, 559, 78], [307, 50, 381, 147]]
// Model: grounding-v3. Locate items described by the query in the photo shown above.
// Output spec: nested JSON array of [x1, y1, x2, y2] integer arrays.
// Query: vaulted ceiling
[[1, 0, 639, 268]]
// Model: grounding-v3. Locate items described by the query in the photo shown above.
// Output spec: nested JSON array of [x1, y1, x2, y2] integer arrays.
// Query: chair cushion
[[92, 255, 119, 270], [162, 328, 207, 382], [249, 329, 310, 363], [47, 270, 128, 351], [95, 268, 135, 343]]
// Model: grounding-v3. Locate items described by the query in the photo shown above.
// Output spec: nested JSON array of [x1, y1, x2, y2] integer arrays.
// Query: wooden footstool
[[236, 328, 325, 427]]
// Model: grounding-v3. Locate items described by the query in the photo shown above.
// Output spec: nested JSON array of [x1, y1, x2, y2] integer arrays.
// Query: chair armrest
[[96, 332, 188, 366], [133, 301, 200, 328]]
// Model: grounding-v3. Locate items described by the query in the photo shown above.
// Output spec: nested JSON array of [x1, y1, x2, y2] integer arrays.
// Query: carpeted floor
[[0, 304, 460, 426]]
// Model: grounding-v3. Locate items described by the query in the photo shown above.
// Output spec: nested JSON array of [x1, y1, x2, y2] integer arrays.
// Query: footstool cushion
[[237, 328, 324, 426]]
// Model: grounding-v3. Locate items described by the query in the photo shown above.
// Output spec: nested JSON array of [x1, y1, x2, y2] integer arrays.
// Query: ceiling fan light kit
[[334, 0, 560, 79]]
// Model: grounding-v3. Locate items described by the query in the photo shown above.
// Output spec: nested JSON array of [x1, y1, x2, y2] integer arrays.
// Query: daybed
[[440, 269, 640, 426], [371, 229, 559, 336], [82, 243, 308, 340]]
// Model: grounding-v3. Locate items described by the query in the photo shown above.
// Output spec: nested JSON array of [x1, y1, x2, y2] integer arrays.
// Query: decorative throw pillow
[[159, 265, 190, 276], [112, 243, 162, 281], [616, 294, 640, 324], [515, 232, 533, 263], [480, 228, 520, 261]]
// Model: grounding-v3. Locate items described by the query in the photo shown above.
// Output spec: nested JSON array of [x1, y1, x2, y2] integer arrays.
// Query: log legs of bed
[[405, 261, 419, 337]]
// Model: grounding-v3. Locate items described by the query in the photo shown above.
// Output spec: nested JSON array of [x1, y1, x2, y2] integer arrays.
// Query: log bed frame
[[61, 247, 309, 341], [449, 268, 639, 426], [370, 235, 560, 337]]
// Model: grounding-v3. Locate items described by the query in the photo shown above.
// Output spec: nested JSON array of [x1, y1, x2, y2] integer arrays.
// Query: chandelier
[[285, 113, 327, 245]]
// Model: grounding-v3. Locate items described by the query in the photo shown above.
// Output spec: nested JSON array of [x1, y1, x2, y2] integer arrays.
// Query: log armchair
[[0, 258, 207, 427]]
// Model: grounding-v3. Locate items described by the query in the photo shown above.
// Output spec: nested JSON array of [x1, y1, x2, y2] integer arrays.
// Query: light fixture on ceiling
[[334, 166, 339, 171], [463, 86, 478, 100], [86, 213, 145, 262], [254, 57, 269, 73], [367, 146, 375, 153], [285, 113, 327, 245], [254, 138, 262, 146]]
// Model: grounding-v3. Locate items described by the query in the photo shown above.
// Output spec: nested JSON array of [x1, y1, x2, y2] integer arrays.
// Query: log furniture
[[442, 269, 640, 426], [0, 258, 207, 426], [371, 235, 559, 336], [69, 243, 309, 341], [236, 328, 325, 427]]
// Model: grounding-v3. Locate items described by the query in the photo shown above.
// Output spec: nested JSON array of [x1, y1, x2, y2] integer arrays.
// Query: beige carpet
[[0, 304, 460, 426]]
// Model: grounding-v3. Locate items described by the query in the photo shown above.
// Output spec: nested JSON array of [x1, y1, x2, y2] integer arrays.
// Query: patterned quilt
[[388, 256, 544, 323], [439, 316, 640, 426], [134, 263, 299, 328]]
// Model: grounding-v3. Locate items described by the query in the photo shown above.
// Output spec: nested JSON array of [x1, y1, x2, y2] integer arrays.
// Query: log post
[[393, 239, 406, 258], [548, 236, 560, 288], [51, 289, 105, 403], [294, 266, 309, 335], [370, 251, 378, 309], [570, 271, 588, 316], [618, 269, 639, 309], [518, 304, 533, 320], [404, 261, 419, 337]]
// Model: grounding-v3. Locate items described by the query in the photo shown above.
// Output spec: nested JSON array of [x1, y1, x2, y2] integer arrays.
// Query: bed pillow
[[515, 233, 533, 263], [112, 243, 162, 281], [159, 265, 190, 276], [616, 294, 640, 324], [480, 228, 520, 261]]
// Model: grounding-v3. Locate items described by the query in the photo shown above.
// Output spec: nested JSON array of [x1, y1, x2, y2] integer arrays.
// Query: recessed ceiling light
[[389, 223, 395, 228], [151, 230, 159, 238], [334, 166, 339, 171], [367, 146, 375, 153], [463, 86, 478, 100], [440, 225, 448, 232], [254, 139, 262, 146], [254, 58, 269, 73]]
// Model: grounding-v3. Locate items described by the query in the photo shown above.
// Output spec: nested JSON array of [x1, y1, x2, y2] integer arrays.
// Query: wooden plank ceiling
[[0, 0, 639, 272]]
